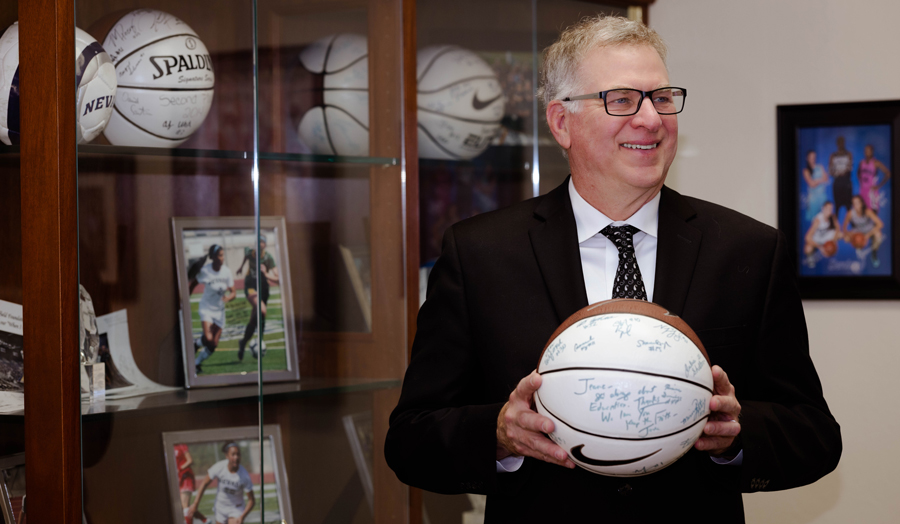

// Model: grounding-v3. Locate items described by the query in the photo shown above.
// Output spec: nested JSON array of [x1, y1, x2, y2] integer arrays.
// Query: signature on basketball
[[574, 336, 596, 353], [636, 339, 671, 352], [614, 319, 632, 338], [680, 398, 707, 425], [120, 58, 143, 77], [653, 324, 686, 343], [684, 356, 705, 378], [542, 339, 566, 365]]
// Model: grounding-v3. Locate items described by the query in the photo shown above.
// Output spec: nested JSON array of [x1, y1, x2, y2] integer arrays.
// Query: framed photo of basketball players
[[172, 216, 299, 387], [162, 425, 293, 524], [778, 100, 900, 298]]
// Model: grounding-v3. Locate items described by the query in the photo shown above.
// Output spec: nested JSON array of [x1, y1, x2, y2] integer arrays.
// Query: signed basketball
[[534, 299, 713, 477]]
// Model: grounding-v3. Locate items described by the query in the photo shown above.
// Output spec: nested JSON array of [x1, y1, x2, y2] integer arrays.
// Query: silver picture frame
[[161, 424, 293, 524], [172, 216, 299, 388]]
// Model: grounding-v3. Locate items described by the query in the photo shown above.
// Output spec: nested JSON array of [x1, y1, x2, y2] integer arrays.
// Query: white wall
[[651, 1, 900, 522]]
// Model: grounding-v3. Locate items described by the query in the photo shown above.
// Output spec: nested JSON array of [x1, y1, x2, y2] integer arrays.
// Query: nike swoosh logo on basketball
[[570, 444, 661, 467], [472, 91, 502, 110]]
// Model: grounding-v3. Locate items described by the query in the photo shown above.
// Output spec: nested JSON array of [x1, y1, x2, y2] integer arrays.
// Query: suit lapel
[[653, 186, 702, 317], [529, 179, 589, 324]]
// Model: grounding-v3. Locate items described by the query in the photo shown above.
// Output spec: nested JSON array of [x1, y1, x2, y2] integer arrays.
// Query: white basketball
[[535, 299, 714, 477], [417, 45, 505, 160], [100, 9, 214, 148], [0, 23, 117, 145], [297, 34, 369, 156], [0, 22, 20, 146], [76, 27, 117, 144]]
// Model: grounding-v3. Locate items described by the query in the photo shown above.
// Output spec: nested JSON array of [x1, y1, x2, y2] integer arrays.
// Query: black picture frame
[[777, 100, 900, 299]]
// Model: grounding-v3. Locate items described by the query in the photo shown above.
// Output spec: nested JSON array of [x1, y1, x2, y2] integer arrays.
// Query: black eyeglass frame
[[560, 87, 688, 116]]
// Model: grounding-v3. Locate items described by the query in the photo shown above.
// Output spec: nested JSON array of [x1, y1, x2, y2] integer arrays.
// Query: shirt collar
[[568, 178, 661, 243]]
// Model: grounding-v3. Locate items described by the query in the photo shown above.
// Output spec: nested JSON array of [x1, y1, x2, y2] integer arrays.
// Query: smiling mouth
[[622, 143, 658, 150]]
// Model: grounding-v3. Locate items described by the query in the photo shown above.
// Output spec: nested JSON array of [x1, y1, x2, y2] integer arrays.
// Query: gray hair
[[537, 15, 668, 114]]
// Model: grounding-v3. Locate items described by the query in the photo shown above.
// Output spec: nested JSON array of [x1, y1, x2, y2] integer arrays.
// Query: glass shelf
[[0, 377, 400, 418], [0, 144, 397, 166], [77, 144, 398, 166]]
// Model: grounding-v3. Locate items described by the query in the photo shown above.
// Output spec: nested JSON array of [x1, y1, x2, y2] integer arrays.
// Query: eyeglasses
[[561, 87, 687, 116]]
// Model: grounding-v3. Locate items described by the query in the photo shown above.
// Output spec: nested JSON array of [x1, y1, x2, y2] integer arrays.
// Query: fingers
[[497, 371, 575, 469], [698, 365, 741, 456], [510, 370, 542, 404]]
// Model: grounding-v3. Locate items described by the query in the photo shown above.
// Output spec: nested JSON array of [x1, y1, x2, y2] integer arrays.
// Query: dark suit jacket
[[385, 180, 841, 522]]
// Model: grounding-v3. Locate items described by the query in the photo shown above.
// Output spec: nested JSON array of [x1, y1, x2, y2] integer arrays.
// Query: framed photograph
[[0, 453, 24, 524], [162, 425, 293, 524], [778, 101, 899, 298], [172, 217, 299, 387]]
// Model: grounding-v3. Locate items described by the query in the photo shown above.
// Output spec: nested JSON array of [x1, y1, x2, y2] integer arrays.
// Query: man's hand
[[694, 365, 742, 457], [496, 370, 575, 469]]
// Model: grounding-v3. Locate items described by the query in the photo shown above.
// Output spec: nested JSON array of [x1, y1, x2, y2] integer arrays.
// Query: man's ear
[[546, 100, 571, 151]]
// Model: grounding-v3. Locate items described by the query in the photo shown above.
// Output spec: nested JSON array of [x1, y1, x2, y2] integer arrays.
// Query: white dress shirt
[[497, 179, 741, 472]]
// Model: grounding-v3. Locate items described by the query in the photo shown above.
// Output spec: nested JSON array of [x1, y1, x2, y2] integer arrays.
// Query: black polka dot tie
[[600, 224, 648, 301]]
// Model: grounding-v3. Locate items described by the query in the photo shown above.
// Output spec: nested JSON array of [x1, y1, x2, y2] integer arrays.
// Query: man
[[385, 16, 841, 522]]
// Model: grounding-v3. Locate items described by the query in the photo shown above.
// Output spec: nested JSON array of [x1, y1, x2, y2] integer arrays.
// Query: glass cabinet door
[[67, 0, 408, 523], [0, 4, 25, 524], [414, 1, 644, 522]]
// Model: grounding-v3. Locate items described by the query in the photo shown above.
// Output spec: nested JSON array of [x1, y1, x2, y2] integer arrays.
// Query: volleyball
[[0, 23, 117, 146], [416, 45, 505, 160], [297, 34, 369, 156], [0, 23, 19, 146], [76, 27, 117, 144], [535, 299, 714, 477], [98, 9, 214, 148]]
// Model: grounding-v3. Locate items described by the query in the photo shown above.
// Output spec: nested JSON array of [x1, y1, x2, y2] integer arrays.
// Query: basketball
[[850, 232, 867, 249], [297, 34, 369, 156], [98, 9, 214, 148], [535, 299, 714, 477], [0, 23, 117, 145], [416, 45, 505, 160], [823, 240, 837, 257]]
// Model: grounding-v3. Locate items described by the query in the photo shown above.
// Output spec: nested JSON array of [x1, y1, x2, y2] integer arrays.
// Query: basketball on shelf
[[97, 9, 214, 148], [850, 232, 867, 249], [0, 23, 117, 145], [297, 34, 369, 156], [823, 240, 838, 257], [416, 45, 505, 160], [535, 299, 714, 477]]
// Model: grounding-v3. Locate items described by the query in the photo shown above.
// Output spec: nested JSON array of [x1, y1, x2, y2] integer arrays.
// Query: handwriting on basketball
[[574, 336, 595, 353], [684, 355, 705, 378], [614, 319, 632, 338], [579, 381, 692, 437], [636, 339, 671, 352], [542, 339, 566, 366], [653, 324, 686, 343]]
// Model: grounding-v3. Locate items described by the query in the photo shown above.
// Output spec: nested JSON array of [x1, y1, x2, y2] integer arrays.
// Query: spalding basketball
[[417, 45, 505, 160], [850, 232, 867, 249], [98, 9, 214, 148], [297, 34, 369, 156], [823, 240, 837, 257], [0, 23, 117, 145], [535, 299, 714, 477]]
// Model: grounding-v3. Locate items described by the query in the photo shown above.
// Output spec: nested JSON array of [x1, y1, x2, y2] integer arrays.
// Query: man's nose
[[632, 96, 662, 130]]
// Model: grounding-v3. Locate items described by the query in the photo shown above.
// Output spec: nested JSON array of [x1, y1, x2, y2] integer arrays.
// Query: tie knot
[[600, 224, 640, 246]]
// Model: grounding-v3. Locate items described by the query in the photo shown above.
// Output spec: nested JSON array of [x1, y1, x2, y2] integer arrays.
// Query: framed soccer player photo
[[778, 100, 900, 298], [162, 425, 293, 524], [172, 217, 299, 387], [0, 453, 24, 524]]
